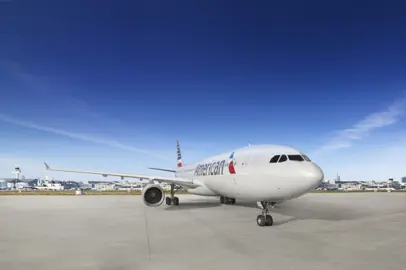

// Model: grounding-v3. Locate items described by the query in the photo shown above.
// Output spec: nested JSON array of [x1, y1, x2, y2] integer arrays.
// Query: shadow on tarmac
[[236, 200, 367, 221], [164, 201, 222, 211], [272, 216, 302, 226], [162, 199, 363, 221], [162, 195, 390, 222]]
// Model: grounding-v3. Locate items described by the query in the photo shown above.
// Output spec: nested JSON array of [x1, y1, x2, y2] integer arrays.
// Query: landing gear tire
[[221, 197, 236, 205], [265, 214, 273, 226], [256, 201, 276, 227], [166, 184, 180, 206], [257, 215, 266, 226]]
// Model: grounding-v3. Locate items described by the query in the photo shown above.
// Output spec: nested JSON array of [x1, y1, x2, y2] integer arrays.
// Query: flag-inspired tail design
[[147, 140, 182, 173], [176, 140, 183, 167]]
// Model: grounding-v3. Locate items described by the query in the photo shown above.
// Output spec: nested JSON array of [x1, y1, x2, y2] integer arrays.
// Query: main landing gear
[[165, 184, 179, 206], [220, 196, 235, 205], [256, 201, 275, 227]]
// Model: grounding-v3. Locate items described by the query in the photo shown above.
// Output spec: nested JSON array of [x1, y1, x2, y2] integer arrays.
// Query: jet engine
[[142, 184, 165, 207]]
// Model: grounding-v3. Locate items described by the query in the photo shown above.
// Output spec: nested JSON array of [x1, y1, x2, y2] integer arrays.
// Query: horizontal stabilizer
[[148, 167, 176, 173]]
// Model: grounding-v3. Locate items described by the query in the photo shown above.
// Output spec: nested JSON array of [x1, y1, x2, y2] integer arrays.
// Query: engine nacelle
[[142, 184, 165, 207]]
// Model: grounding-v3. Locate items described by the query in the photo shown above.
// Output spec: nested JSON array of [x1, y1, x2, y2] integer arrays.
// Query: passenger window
[[302, 155, 311, 161], [288, 155, 304, 161], [269, 155, 280, 163], [278, 155, 287, 163]]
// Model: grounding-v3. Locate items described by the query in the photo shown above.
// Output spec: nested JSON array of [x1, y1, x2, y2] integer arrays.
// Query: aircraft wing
[[44, 162, 199, 188]]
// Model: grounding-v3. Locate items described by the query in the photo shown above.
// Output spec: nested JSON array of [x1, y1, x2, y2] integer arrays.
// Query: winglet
[[44, 162, 50, 170]]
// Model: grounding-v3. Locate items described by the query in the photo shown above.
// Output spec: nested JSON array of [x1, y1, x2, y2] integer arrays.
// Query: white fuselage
[[175, 145, 324, 203]]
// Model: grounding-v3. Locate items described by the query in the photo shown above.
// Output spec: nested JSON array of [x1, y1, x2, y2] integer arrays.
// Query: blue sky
[[1, 0, 406, 181]]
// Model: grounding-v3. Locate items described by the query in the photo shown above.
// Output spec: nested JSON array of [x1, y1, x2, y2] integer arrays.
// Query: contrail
[[311, 97, 406, 156], [0, 114, 172, 161]]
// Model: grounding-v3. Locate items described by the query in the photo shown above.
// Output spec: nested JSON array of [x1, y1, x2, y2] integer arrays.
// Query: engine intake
[[142, 184, 165, 207]]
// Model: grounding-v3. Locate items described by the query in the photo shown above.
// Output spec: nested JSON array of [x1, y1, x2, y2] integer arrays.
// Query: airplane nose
[[303, 163, 324, 186]]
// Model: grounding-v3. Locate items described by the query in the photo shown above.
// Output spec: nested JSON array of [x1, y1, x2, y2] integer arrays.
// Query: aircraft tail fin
[[176, 140, 183, 167], [148, 140, 182, 173], [44, 162, 50, 170]]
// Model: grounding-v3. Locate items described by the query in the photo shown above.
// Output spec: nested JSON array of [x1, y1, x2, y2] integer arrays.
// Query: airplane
[[44, 140, 324, 227]]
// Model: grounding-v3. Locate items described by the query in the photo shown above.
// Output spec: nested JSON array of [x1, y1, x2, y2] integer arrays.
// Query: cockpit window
[[269, 155, 280, 163], [288, 155, 304, 161], [302, 155, 311, 161], [278, 155, 287, 163]]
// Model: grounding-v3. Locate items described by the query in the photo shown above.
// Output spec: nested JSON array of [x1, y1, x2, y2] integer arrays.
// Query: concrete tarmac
[[0, 193, 405, 270]]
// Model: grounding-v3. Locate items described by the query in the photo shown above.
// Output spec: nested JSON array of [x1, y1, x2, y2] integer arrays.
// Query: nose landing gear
[[256, 201, 275, 227]]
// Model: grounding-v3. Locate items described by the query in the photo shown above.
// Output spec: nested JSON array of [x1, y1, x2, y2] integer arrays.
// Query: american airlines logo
[[228, 152, 236, 174]]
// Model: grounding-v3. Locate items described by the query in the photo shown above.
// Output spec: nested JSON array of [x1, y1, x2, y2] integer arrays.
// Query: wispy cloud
[[0, 114, 172, 161], [1, 60, 152, 137], [313, 98, 406, 155]]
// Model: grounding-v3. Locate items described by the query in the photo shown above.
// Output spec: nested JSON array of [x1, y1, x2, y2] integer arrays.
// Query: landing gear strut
[[256, 201, 275, 227], [165, 184, 180, 206], [220, 196, 236, 205]]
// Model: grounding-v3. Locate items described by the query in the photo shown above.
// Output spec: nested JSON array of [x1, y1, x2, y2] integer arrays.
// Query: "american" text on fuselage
[[194, 160, 227, 176]]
